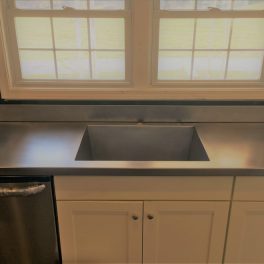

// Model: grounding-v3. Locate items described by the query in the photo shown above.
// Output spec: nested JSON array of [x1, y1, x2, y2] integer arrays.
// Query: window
[[3, 0, 129, 83], [0, 0, 264, 100], [154, 0, 264, 83]]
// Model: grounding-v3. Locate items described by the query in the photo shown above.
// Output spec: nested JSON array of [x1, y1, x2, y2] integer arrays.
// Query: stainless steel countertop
[[0, 122, 263, 176]]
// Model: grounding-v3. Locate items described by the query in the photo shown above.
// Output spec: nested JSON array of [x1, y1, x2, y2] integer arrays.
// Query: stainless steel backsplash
[[0, 104, 263, 122]]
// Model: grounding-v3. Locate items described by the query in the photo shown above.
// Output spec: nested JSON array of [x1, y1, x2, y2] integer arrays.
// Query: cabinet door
[[143, 201, 229, 264], [225, 202, 264, 263], [57, 201, 143, 264]]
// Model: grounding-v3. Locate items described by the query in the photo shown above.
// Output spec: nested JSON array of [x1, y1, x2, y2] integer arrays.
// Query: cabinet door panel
[[57, 201, 143, 264], [143, 201, 229, 264], [225, 202, 264, 263]]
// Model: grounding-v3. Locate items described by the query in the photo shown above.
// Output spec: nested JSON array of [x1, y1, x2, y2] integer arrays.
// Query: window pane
[[90, 18, 125, 50], [158, 51, 192, 80], [53, 18, 89, 49], [89, 0, 125, 10], [227, 51, 264, 80], [197, 0, 232, 10], [233, 0, 264, 10], [52, 0, 87, 9], [193, 51, 227, 80], [56, 51, 90, 80], [16, 0, 51, 9], [19, 50, 56, 79], [160, 0, 195, 10], [159, 19, 194, 49], [231, 19, 264, 49], [92, 51, 125, 80], [15, 18, 52, 49], [195, 19, 231, 49]]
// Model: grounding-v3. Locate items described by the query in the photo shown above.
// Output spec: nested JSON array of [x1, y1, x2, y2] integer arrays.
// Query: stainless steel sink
[[76, 125, 209, 161]]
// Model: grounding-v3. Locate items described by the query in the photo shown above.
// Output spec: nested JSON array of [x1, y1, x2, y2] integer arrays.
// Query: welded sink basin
[[76, 126, 209, 161]]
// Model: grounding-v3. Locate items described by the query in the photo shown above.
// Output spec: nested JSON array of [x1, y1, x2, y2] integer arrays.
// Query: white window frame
[[152, 0, 264, 86], [0, 0, 264, 100], [8, 2, 131, 86]]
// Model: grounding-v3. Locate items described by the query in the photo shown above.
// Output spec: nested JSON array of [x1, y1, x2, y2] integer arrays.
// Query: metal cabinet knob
[[132, 215, 139, 220], [147, 214, 154, 220]]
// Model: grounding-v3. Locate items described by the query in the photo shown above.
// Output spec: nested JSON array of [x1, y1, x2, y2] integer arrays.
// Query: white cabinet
[[55, 176, 233, 264], [143, 201, 229, 264], [55, 176, 264, 264], [224, 176, 264, 264], [57, 200, 229, 264], [57, 201, 143, 264], [225, 202, 264, 264]]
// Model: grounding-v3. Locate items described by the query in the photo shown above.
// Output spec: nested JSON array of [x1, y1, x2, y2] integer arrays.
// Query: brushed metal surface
[[0, 122, 263, 176], [76, 125, 209, 161], [0, 178, 60, 263], [0, 105, 264, 122]]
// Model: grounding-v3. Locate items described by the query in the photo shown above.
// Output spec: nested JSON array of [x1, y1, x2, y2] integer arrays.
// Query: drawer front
[[234, 176, 264, 201], [55, 176, 233, 201]]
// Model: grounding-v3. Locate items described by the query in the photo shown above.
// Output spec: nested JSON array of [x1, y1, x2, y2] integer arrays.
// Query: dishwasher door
[[0, 176, 61, 264]]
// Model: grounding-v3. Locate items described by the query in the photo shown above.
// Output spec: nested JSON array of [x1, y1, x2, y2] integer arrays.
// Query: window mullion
[[190, 18, 197, 80], [49, 0, 59, 80], [224, 0, 235, 80], [87, 0, 93, 80], [189, 0, 198, 80], [12, 9, 129, 18], [50, 17, 58, 79], [224, 21, 234, 80], [158, 10, 264, 19], [124, 11, 131, 83]]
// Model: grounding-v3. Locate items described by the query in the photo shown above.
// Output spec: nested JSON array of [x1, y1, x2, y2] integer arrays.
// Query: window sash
[[3, 0, 131, 86], [153, 0, 264, 84]]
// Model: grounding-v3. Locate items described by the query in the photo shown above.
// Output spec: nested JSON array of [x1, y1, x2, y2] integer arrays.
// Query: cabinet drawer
[[234, 176, 264, 201], [55, 176, 233, 201]]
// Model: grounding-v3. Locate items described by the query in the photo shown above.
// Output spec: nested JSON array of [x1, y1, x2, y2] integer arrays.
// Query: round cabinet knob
[[147, 214, 154, 220], [132, 215, 139, 220]]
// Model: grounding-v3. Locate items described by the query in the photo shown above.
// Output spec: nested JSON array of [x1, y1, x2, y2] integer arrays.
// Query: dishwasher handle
[[0, 184, 46, 197]]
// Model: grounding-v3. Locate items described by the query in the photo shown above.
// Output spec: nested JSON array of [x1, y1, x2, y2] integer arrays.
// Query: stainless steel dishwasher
[[0, 176, 61, 264]]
